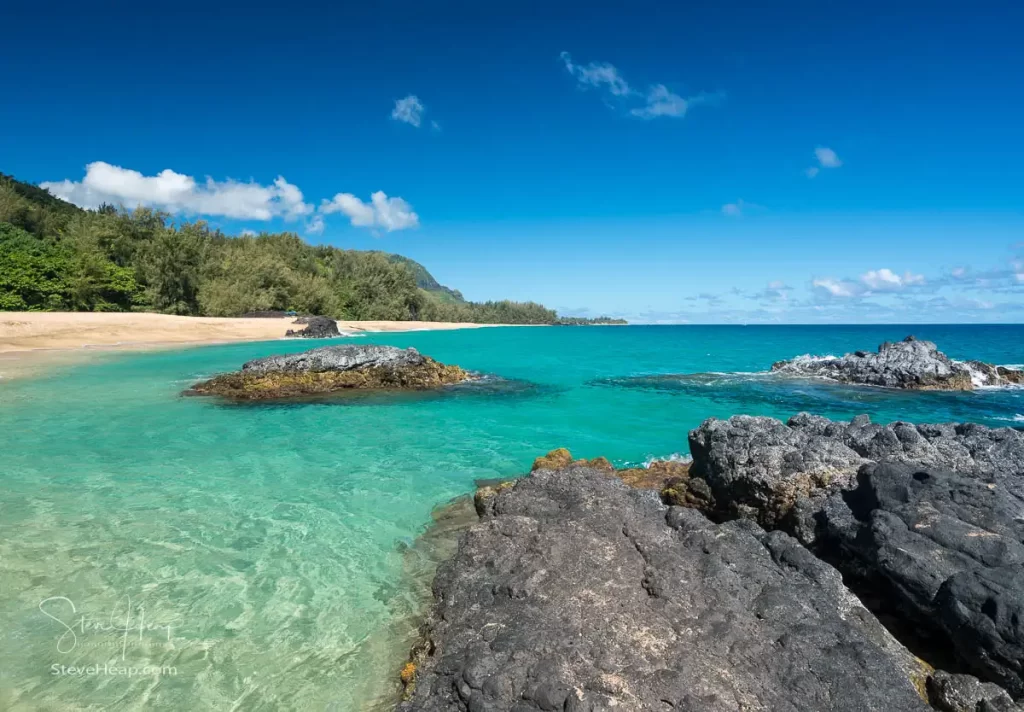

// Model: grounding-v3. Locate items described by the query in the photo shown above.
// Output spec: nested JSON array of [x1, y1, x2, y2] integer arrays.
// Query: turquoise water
[[1, 324, 1022, 710]]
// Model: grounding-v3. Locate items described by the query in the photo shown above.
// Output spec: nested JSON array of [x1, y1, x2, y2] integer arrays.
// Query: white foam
[[643, 453, 693, 468], [785, 353, 839, 365], [959, 361, 992, 388], [994, 414, 1024, 423], [953, 360, 1024, 390]]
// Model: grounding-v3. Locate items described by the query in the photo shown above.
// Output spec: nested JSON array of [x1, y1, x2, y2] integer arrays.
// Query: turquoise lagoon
[[1, 325, 1022, 710]]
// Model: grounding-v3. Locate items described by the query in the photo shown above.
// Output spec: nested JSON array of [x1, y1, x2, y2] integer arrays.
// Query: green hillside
[[0, 172, 556, 322], [381, 253, 465, 303]]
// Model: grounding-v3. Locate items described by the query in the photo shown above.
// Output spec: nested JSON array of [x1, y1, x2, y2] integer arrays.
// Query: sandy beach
[[0, 312, 511, 380]]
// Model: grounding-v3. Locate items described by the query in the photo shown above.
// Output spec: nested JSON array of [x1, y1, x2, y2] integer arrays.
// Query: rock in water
[[822, 462, 1024, 699], [688, 413, 1024, 536], [285, 316, 340, 338], [771, 335, 1023, 390], [185, 345, 469, 400], [400, 468, 933, 711]]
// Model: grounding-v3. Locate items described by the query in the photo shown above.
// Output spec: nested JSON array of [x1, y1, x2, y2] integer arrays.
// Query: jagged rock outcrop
[[688, 414, 1024, 700], [400, 468, 934, 711], [928, 671, 1022, 711], [821, 462, 1024, 699], [185, 345, 470, 400], [285, 315, 341, 338], [771, 336, 1023, 390], [688, 413, 1024, 536]]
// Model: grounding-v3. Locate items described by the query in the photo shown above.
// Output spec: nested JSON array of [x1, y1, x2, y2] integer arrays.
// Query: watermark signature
[[38, 595, 179, 661], [51, 662, 177, 677]]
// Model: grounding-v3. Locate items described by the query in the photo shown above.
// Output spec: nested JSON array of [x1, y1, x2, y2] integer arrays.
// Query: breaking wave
[[952, 360, 1024, 390]]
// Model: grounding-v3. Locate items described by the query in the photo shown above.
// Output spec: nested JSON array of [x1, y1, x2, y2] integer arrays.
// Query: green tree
[[140, 222, 206, 314], [0, 222, 70, 310]]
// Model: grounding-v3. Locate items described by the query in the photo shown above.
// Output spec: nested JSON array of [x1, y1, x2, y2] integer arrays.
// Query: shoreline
[[0, 312, 525, 381]]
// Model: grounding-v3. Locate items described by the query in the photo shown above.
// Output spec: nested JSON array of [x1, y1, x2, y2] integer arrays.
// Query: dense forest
[[0, 173, 622, 324]]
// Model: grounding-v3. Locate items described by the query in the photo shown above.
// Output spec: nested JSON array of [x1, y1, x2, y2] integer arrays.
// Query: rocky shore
[[399, 415, 1024, 711], [285, 315, 342, 338], [185, 344, 470, 400], [771, 335, 1023, 390]]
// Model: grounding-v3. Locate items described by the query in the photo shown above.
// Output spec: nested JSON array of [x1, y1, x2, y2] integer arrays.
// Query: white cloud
[[952, 266, 967, 278], [721, 201, 744, 217], [815, 147, 842, 168], [41, 162, 312, 220], [240, 228, 257, 237], [322, 193, 376, 226], [391, 95, 425, 127], [41, 162, 421, 236], [320, 191, 419, 233], [560, 51, 716, 121], [560, 51, 632, 96], [812, 278, 860, 297], [861, 268, 925, 291], [805, 146, 842, 178], [721, 199, 764, 217], [630, 84, 688, 119], [756, 280, 793, 302], [306, 215, 325, 236]]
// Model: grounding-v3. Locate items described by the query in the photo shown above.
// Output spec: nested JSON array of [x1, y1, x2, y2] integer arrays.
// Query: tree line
[[0, 174, 593, 324]]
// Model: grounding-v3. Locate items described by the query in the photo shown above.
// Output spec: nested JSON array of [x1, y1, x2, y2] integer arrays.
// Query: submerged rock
[[688, 413, 1024, 536], [285, 316, 341, 338], [186, 345, 470, 400], [400, 468, 933, 711], [822, 462, 1024, 699], [770, 335, 1023, 390]]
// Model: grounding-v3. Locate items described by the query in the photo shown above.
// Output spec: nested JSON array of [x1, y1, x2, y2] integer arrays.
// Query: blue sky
[[2, 0, 1023, 323]]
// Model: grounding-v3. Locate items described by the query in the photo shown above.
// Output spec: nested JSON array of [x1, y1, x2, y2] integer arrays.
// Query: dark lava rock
[[770, 335, 1022, 390], [285, 316, 341, 338], [243, 344, 425, 376], [186, 345, 469, 400], [688, 413, 1024, 537], [400, 468, 933, 711], [928, 671, 1022, 711], [821, 462, 1024, 699]]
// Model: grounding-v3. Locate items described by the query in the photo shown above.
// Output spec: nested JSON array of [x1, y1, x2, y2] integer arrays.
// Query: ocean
[[1, 324, 1022, 710]]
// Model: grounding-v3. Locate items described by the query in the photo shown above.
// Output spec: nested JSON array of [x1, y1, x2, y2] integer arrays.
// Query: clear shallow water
[[0, 324, 1022, 710]]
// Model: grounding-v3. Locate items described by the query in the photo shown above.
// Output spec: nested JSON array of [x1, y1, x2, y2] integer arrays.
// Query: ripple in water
[[593, 371, 1024, 429]]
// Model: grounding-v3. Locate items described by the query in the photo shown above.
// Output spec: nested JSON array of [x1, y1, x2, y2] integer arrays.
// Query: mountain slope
[[380, 253, 465, 303]]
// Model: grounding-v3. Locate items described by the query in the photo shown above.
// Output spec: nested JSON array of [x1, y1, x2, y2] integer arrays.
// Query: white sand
[[0, 312, 513, 380]]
